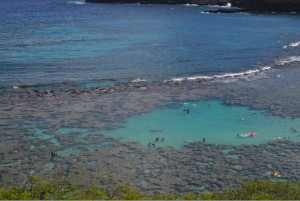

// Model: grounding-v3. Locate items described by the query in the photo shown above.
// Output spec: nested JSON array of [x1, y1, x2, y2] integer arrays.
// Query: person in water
[[237, 132, 257, 137], [291, 127, 297, 133], [183, 109, 190, 114], [51, 152, 58, 159], [202, 138, 206, 143], [271, 171, 280, 177]]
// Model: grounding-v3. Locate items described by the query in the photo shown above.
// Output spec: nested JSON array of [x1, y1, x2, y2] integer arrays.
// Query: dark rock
[[233, 0, 300, 12], [210, 0, 300, 13], [86, 0, 300, 13], [86, 0, 232, 6], [207, 7, 247, 13]]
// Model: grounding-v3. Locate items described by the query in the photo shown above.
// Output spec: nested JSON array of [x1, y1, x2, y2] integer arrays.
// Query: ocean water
[[1, 0, 300, 191], [1, 0, 300, 89], [103, 100, 300, 147], [1, 0, 300, 147]]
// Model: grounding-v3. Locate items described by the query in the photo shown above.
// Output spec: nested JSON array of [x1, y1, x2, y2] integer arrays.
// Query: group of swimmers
[[51, 152, 59, 159], [291, 127, 297, 133], [148, 137, 165, 148]]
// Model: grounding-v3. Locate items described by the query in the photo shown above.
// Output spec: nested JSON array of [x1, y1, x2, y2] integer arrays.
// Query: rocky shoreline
[[85, 0, 300, 13]]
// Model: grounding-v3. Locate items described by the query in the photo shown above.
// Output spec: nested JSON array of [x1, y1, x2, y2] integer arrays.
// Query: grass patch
[[0, 176, 299, 200]]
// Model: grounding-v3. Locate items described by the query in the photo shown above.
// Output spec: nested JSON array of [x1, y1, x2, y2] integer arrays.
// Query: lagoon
[[103, 100, 300, 147]]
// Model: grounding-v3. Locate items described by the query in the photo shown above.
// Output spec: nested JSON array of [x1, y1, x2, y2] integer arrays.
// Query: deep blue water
[[1, 0, 300, 89]]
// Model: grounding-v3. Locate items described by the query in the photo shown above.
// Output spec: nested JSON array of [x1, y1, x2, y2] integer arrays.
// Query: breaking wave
[[170, 66, 271, 82], [169, 54, 300, 83], [283, 41, 300, 48], [209, 2, 232, 8], [275, 56, 300, 66], [132, 77, 147, 83], [67, 1, 85, 5], [184, 4, 198, 7]]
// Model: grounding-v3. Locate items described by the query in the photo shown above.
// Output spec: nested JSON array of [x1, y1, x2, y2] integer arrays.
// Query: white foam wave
[[283, 41, 300, 48], [132, 77, 147, 83], [276, 56, 300, 66], [67, 1, 85, 5], [184, 3, 198, 6], [209, 2, 232, 8], [170, 66, 271, 82]]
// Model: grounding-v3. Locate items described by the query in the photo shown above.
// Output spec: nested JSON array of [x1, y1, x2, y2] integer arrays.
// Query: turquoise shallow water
[[102, 101, 300, 148]]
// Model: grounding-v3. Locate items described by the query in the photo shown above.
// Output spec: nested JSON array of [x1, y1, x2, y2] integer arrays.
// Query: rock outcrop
[[232, 0, 300, 12]]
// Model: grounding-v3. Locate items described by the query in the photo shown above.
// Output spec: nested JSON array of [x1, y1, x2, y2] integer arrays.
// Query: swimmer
[[51, 152, 58, 159], [271, 171, 280, 177], [156, 137, 159, 142], [161, 137, 165, 142], [237, 132, 257, 138], [152, 143, 155, 148], [290, 127, 297, 133], [249, 132, 257, 137], [183, 109, 190, 114], [237, 133, 247, 138], [202, 138, 206, 143], [148, 143, 151, 147]]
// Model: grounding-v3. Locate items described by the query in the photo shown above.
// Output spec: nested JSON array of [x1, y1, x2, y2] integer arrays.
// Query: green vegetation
[[0, 177, 299, 200]]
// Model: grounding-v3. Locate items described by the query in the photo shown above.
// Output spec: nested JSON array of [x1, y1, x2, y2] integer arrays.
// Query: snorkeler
[[290, 127, 296, 132], [51, 152, 58, 159], [183, 109, 190, 114], [237, 132, 257, 138], [271, 171, 280, 177]]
